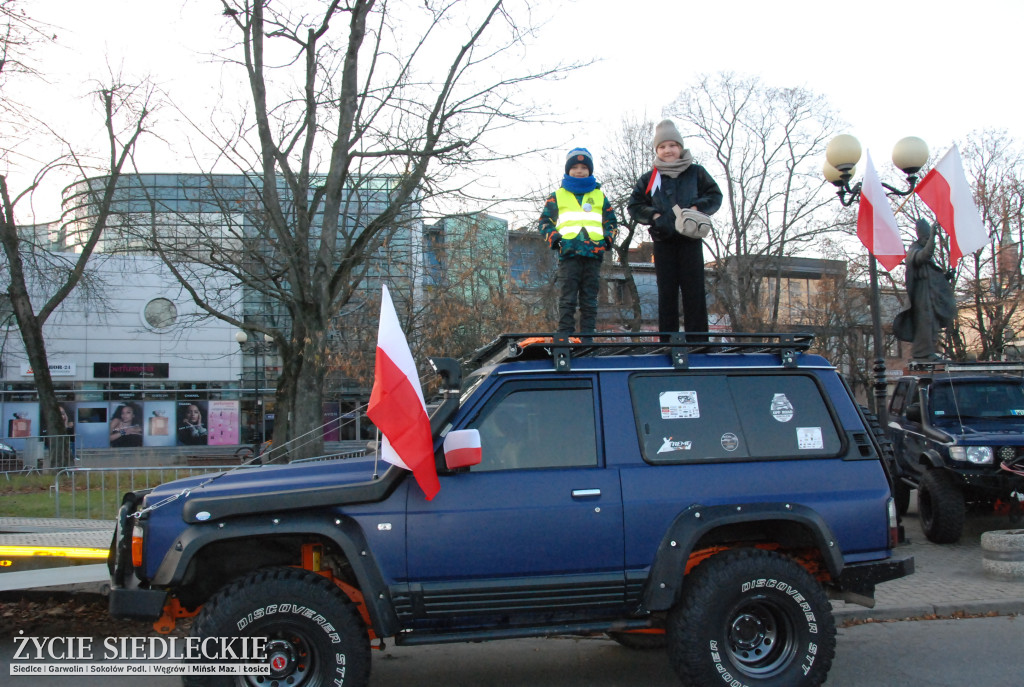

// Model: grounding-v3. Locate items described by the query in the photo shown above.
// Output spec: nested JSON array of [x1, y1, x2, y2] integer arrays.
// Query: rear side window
[[630, 373, 842, 463]]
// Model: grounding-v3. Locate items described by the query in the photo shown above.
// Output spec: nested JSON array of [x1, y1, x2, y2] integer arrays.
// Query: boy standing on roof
[[538, 147, 617, 335]]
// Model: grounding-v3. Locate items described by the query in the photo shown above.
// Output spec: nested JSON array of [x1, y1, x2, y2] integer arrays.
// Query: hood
[[141, 454, 392, 522], [932, 417, 1024, 445]]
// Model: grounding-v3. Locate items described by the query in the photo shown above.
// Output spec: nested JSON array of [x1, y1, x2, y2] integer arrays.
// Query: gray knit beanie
[[653, 119, 684, 151]]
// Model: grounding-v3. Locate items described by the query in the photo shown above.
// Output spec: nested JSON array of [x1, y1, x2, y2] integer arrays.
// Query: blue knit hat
[[565, 147, 594, 175]]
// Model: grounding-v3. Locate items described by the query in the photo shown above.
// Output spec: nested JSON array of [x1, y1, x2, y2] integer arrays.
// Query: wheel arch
[[643, 503, 843, 612], [148, 513, 400, 637]]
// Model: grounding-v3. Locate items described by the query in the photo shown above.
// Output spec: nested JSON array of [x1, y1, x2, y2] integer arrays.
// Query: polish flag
[[645, 168, 662, 195], [366, 284, 440, 500], [857, 151, 906, 272], [915, 145, 988, 268], [443, 430, 482, 469]]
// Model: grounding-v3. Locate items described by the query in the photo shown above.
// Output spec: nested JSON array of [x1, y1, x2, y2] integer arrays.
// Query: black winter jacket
[[627, 164, 723, 242]]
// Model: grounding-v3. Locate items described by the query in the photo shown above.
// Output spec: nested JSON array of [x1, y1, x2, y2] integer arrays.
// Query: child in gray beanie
[[538, 147, 617, 334], [628, 120, 722, 340]]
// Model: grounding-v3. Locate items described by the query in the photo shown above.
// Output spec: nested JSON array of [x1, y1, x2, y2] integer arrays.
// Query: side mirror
[[906, 404, 922, 423], [443, 429, 481, 469]]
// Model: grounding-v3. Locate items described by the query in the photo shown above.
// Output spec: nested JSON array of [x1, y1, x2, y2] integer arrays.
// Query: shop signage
[[94, 362, 170, 379]]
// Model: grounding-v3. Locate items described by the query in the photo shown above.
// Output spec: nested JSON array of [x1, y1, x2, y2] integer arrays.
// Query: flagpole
[[868, 258, 888, 426]]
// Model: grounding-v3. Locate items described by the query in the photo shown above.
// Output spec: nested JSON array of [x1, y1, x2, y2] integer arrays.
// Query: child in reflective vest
[[537, 147, 617, 334]]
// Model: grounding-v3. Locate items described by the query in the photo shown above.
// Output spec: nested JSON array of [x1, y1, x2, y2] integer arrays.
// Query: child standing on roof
[[538, 147, 617, 335], [628, 120, 722, 341]]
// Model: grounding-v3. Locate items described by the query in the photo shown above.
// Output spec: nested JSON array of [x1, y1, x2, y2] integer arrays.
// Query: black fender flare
[[149, 512, 400, 637], [919, 448, 946, 469], [643, 502, 844, 611]]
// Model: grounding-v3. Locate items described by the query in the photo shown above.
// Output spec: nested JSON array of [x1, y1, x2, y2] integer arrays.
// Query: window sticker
[[720, 432, 740, 452], [797, 427, 824, 450], [660, 391, 700, 419], [657, 437, 693, 454], [770, 393, 794, 422]]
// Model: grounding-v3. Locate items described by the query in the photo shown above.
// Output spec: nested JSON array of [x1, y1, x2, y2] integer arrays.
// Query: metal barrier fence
[[52, 465, 256, 520], [50, 449, 368, 520], [1, 435, 73, 476]]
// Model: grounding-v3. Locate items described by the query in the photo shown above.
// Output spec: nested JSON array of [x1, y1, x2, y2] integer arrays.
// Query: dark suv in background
[[887, 361, 1024, 543]]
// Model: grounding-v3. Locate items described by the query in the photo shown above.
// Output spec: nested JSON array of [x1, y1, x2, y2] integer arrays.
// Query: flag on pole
[[366, 284, 440, 500], [914, 145, 988, 268], [857, 151, 906, 272]]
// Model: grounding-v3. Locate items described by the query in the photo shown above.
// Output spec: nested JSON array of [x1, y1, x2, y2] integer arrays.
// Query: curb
[[835, 598, 1024, 623]]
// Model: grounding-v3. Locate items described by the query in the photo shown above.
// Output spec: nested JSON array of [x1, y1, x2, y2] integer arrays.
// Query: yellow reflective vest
[[554, 188, 605, 242]]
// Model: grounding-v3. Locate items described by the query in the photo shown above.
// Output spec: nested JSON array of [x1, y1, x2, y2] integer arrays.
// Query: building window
[[143, 298, 178, 330]]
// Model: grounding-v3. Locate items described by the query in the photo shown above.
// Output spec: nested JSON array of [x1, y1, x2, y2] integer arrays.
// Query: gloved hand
[[550, 232, 562, 250], [672, 205, 713, 239]]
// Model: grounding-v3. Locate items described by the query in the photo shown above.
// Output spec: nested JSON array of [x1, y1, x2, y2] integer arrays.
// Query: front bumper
[[109, 491, 167, 620]]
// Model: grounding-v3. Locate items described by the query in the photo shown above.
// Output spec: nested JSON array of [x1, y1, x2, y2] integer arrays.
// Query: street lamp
[[235, 330, 274, 444], [822, 134, 930, 424]]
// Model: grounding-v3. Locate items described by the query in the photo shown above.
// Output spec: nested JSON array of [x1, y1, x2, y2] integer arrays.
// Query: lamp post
[[822, 135, 929, 424], [235, 330, 274, 444]]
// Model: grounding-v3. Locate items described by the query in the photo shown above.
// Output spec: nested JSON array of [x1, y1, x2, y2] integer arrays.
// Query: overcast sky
[[7, 0, 1023, 226]]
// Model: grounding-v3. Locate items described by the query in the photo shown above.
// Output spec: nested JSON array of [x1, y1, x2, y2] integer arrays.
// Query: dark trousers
[[556, 256, 601, 334], [653, 239, 708, 339]]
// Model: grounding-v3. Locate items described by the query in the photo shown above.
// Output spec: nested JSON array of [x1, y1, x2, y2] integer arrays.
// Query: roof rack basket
[[467, 332, 815, 372], [908, 359, 1024, 376]]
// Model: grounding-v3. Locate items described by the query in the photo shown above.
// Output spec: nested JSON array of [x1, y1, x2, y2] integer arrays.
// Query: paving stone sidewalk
[[833, 500, 1024, 621]]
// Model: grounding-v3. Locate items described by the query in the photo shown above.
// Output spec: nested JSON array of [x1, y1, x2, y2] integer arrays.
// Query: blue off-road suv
[[887, 361, 1024, 544], [109, 333, 911, 687]]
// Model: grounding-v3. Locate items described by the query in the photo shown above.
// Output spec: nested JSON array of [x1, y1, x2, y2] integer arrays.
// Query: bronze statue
[[893, 219, 956, 360]]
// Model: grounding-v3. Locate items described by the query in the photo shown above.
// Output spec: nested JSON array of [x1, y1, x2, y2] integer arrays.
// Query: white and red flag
[[645, 168, 662, 196], [857, 151, 906, 272], [443, 430, 482, 469], [915, 145, 988, 268], [366, 284, 440, 500]]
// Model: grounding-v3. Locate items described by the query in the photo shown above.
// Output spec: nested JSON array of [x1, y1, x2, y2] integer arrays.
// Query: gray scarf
[[653, 149, 693, 178]]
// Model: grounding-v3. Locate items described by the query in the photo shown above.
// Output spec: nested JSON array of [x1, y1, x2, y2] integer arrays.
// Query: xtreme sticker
[[658, 437, 692, 454]]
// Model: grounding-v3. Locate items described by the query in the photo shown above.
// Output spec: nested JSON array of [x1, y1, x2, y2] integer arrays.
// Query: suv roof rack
[[909, 360, 1024, 376], [467, 332, 815, 372]]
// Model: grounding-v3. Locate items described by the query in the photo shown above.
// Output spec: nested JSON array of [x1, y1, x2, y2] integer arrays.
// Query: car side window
[[469, 383, 598, 472], [890, 380, 910, 415], [630, 373, 842, 463]]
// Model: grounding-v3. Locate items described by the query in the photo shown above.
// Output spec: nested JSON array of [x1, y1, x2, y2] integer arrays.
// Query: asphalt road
[[1, 614, 1021, 686]]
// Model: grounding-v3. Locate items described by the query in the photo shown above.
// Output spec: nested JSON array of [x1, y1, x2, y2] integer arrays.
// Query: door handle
[[572, 489, 601, 499]]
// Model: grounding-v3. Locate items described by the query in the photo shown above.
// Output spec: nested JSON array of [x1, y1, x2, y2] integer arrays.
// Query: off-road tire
[[607, 630, 667, 650], [666, 548, 835, 687], [183, 566, 371, 687], [918, 469, 965, 544]]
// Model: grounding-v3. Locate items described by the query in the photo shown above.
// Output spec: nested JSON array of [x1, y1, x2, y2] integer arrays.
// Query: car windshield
[[930, 380, 1024, 419]]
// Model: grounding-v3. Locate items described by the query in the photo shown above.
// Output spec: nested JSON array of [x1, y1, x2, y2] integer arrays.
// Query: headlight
[[949, 446, 993, 464]]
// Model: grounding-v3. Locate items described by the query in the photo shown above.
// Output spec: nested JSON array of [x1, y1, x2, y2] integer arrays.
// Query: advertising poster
[[75, 403, 110, 449], [322, 402, 340, 442], [108, 402, 144, 448], [143, 401, 178, 447], [2, 402, 39, 450], [207, 400, 240, 446], [177, 400, 210, 446]]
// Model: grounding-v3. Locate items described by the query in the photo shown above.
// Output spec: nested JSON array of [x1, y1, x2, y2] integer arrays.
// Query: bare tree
[[1, 77, 154, 465], [665, 73, 842, 332], [140, 0, 578, 459], [948, 130, 1024, 360], [601, 114, 654, 332]]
